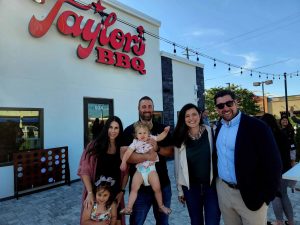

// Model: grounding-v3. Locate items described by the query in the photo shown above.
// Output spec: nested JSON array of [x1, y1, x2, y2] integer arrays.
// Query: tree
[[204, 84, 260, 121]]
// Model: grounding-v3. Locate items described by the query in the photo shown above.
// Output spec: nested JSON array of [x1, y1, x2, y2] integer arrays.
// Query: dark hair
[[95, 183, 114, 209], [214, 90, 236, 105], [279, 116, 294, 131], [138, 96, 153, 108], [260, 113, 281, 135], [86, 116, 123, 158], [173, 103, 202, 148]]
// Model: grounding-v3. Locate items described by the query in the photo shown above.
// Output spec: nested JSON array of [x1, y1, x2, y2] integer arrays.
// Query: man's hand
[[121, 145, 157, 164], [147, 137, 158, 152], [144, 147, 158, 162]]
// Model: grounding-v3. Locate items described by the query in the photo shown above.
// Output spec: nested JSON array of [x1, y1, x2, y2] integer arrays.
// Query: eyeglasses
[[216, 100, 234, 109]]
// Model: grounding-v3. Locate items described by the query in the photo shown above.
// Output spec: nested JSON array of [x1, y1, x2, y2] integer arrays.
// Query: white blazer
[[174, 125, 214, 197]]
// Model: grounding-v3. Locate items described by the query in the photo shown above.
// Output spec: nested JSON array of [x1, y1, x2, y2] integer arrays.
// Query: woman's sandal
[[120, 207, 132, 215], [159, 205, 172, 215]]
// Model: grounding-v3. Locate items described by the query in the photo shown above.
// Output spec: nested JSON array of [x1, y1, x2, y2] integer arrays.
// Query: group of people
[[77, 91, 298, 225], [78, 96, 173, 225]]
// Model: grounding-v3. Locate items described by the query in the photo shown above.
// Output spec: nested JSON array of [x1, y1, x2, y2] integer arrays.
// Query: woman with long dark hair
[[261, 113, 294, 225], [173, 103, 220, 225], [280, 116, 296, 166], [78, 116, 127, 225]]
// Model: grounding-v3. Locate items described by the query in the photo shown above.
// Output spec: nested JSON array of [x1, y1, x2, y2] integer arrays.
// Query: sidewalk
[[0, 160, 300, 224]]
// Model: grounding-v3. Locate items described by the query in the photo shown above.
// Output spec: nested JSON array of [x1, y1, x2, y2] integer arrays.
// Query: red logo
[[29, 0, 146, 74]]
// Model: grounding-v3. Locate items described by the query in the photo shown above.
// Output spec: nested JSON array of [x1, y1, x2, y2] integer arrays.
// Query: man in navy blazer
[[213, 90, 282, 225]]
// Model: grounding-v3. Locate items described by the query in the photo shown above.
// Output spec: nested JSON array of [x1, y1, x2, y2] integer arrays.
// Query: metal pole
[[226, 83, 231, 89], [284, 72, 288, 115], [262, 82, 265, 113]]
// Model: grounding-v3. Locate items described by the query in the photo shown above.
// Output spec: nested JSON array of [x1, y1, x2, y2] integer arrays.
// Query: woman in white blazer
[[173, 103, 220, 225]]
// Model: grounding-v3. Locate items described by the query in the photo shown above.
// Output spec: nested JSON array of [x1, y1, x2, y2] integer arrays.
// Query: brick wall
[[161, 56, 174, 130], [196, 66, 205, 110]]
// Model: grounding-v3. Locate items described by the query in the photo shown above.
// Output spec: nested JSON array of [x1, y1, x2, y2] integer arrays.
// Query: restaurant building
[[0, 0, 204, 199]]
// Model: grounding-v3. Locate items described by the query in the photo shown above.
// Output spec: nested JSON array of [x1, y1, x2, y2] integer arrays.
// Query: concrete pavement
[[1, 160, 300, 224]]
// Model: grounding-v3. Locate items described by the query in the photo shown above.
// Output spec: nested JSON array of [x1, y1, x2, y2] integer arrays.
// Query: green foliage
[[204, 84, 260, 120]]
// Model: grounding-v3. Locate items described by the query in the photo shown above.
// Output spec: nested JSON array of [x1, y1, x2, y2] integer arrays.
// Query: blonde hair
[[133, 122, 150, 138]]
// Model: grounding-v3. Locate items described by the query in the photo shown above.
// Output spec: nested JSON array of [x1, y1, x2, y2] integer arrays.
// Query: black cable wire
[[200, 11, 300, 51], [75, 0, 299, 78]]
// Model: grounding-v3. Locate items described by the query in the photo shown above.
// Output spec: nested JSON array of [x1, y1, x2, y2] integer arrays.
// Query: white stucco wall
[[161, 52, 204, 125], [0, 166, 14, 198], [0, 0, 162, 198]]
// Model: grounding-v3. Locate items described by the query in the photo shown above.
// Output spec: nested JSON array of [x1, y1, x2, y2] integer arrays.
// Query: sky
[[117, 0, 300, 97]]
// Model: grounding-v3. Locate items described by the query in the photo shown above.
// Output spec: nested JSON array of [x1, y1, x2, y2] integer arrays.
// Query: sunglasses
[[216, 100, 235, 109]]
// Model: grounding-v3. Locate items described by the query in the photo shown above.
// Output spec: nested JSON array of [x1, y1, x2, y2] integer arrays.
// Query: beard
[[140, 112, 152, 121]]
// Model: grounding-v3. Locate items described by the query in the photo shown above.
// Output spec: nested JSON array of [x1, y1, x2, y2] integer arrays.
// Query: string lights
[[75, 0, 299, 80], [141, 27, 299, 80]]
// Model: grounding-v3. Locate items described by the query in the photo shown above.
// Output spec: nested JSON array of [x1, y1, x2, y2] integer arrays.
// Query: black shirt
[[96, 152, 121, 196], [185, 130, 210, 185], [121, 121, 172, 191]]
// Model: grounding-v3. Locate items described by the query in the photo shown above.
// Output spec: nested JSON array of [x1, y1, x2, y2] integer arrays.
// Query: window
[[0, 108, 43, 165], [83, 98, 113, 147], [153, 111, 164, 124]]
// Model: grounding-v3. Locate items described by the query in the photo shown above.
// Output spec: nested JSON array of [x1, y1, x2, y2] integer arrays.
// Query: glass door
[[83, 98, 113, 147]]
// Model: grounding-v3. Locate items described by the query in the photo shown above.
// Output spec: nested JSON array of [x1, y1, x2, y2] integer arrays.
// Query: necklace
[[188, 125, 205, 140]]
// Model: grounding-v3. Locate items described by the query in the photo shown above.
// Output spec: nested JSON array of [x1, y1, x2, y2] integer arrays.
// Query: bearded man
[[121, 96, 173, 225]]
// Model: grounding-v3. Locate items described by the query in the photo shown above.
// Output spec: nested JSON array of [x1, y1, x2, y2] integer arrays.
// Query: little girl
[[120, 122, 171, 215], [81, 183, 117, 225]]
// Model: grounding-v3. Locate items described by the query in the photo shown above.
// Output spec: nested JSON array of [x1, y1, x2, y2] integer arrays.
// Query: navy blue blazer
[[215, 113, 282, 211]]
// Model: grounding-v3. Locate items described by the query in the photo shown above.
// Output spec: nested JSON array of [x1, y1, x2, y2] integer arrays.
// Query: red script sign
[[29, 0, 146, 74]]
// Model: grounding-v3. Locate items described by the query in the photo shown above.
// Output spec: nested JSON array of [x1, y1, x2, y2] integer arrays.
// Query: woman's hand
[[178, 195, 186, 207], [84, 192, 94, 209]]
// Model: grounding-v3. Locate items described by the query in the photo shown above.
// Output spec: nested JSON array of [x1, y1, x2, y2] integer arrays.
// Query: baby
[[120, 122, 171, 215]]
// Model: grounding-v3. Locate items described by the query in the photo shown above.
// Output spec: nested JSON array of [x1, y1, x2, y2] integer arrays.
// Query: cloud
[[184, 28, 224, 37], [221, 50, 259, 69], [221, 52, 259, 75], [238, 53, 259, 69]]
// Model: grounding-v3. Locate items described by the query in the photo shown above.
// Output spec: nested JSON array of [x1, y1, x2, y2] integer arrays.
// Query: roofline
[[103, 0, 161, 27], [160, 51, 204, 68]]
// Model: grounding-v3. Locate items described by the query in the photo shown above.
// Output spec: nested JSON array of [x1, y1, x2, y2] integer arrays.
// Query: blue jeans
[[129, 184, 172, 225], [183, 183, 220, 225], [272, 179, 294, 223]]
